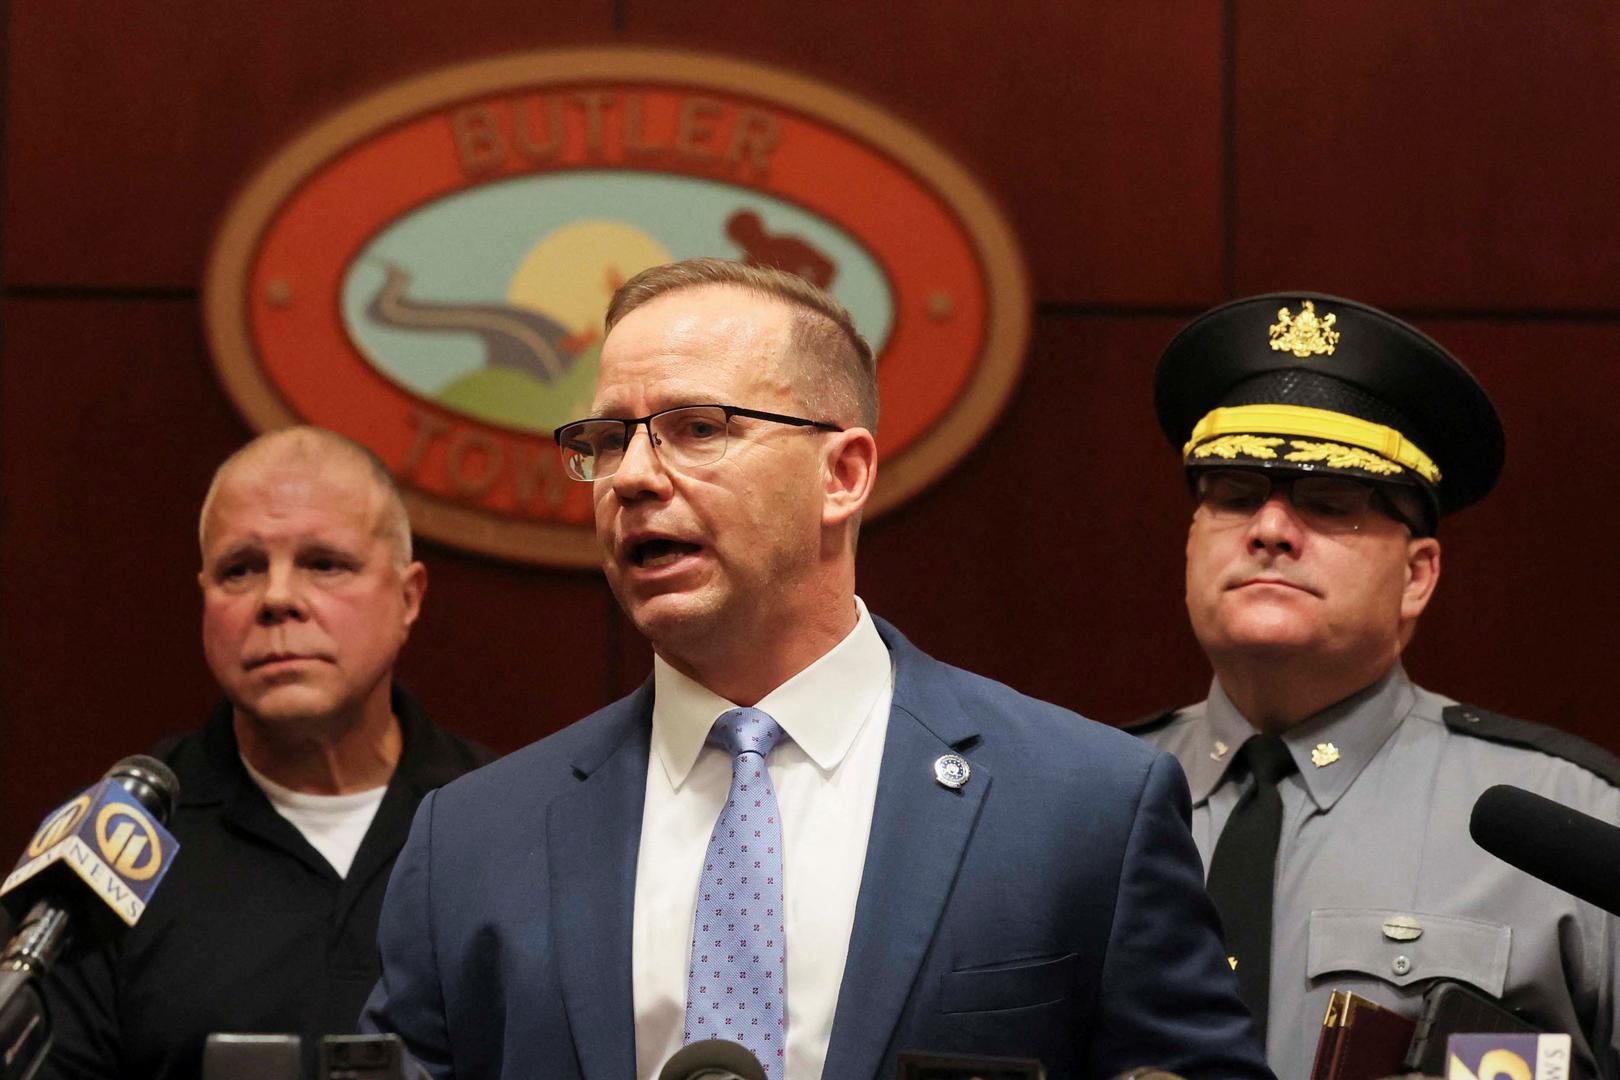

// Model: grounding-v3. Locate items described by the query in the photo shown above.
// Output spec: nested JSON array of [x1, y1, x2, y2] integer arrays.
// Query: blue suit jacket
[[363, 620, 1269, 1079]]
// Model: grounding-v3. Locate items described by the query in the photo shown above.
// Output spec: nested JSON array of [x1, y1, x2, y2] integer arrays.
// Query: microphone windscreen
[[1470, 784, 1620, 916], [2, 757, 183, 929], [658, 1040, 768, 1080], [104, 754, 181, 824]]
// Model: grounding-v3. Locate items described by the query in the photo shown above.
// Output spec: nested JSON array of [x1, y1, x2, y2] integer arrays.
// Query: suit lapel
[[547, 684, 654, 1080], [824, 624, 990, 1080]]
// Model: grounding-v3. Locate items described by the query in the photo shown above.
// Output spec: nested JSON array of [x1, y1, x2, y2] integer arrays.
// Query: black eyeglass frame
[[552, 404, 845, 481], [1191, 467, 1431, 537]]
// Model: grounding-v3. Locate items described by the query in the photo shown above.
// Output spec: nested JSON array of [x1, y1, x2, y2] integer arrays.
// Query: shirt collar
[[1172, 698, 1237, 806], [188, 683, 450, 806], [651, 597, 891, 789], [1200, 664, 1417, 811]]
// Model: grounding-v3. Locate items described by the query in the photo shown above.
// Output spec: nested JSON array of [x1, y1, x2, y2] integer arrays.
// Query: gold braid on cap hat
[[1184, 404, 1441, 484]]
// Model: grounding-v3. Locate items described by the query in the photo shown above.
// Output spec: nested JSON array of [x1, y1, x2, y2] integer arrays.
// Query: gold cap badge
[[1269, 300, 1339, 358]]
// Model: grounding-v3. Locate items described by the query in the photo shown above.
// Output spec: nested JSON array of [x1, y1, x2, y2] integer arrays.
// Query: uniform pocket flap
[[1307, 908, 1510, 995], [939, 952, 1076, 1014]]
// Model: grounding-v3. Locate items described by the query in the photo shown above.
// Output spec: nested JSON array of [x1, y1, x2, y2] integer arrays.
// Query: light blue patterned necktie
[[684, 706, 787, 1079]]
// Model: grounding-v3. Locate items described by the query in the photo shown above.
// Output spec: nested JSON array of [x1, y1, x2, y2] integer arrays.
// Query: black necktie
[[1205, 733, 1297, 1041]]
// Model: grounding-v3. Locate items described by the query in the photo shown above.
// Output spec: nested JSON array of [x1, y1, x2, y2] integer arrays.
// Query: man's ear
[[1401, 536, 1441, 621], [400, 562, 428, 631], [822, 427, 877, 528]]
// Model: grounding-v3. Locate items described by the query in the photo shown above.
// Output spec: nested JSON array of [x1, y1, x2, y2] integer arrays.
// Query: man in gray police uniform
[[1133, 293, 1620, 1079]]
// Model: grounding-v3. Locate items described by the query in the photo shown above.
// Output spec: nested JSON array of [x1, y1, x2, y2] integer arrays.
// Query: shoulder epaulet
[[1443, 704, 1620, 788], [1123, 708, 1181, 736]]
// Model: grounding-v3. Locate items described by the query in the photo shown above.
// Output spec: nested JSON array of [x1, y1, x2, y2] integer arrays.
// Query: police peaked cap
[[1154, 292, 1505, 519]]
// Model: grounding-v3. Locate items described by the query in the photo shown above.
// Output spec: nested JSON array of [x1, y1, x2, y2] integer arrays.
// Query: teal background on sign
[[341, 170, 894, 403]]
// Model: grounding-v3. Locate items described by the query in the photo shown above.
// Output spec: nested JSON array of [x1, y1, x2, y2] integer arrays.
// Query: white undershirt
[[632, 597, 893, 1080], [240, 757, 387, 879]]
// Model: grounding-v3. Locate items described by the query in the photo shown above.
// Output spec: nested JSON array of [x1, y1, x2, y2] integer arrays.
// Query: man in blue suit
[[363, 259, 1269, 1079]]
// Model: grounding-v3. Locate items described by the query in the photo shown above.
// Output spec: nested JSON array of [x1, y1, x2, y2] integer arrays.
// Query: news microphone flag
[[1, 779, 178, 926], [1447, 1033, 1572, 1080]]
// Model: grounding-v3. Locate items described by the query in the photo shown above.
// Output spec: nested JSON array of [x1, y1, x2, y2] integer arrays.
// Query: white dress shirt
[[632, 598, 893, 1080]]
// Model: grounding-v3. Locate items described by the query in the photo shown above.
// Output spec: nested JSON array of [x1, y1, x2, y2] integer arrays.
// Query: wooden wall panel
[[857, 314, 1207, 721], [0, 299, 244, 851], [623, 0, 1226, 306], [1400, 319, 1620, 738], [399, 546, 619, 753], [1233, 3, 1620, 310], [3, 0, 614, 287]]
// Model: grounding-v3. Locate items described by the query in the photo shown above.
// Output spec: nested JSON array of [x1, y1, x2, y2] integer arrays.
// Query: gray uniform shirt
[[1140, 665, 1620, 1080]]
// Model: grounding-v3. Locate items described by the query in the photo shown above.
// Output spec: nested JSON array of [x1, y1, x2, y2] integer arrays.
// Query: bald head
[[199, 427, 412, 567]]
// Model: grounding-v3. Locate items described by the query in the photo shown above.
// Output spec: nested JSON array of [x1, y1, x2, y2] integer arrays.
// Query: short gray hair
[[199, 426, 413, 566]]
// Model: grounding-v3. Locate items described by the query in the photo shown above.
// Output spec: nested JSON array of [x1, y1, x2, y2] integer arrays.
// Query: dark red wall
[[5, 3, 1619, 854]]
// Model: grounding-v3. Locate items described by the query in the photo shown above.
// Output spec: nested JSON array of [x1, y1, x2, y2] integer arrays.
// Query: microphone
[[198, 1033, 434, 1080], [657, 1040, 768, 1080], [202, 1033, 301, 1080], [321, 1033, 433, 1079], [897, 1050, 1046, 1078], [1469, 784, 1620, 917], [0, 755, 181, 1080], [2, 755, 181, 943]]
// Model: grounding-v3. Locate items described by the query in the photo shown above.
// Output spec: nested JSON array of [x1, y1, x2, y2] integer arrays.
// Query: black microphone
[[898, 1050, 1047, 1078], [1470, 784, 1620, 917], [201, 1033, 301, 1080], [0, 755, 181, 1080], [321, 1033, 432, 1079], [658, 1040, 767, 1080], [199, 1033, 434, 1080]]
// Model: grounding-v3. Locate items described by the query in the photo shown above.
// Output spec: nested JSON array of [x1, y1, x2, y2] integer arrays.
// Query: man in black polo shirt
[[40, 427, 494, 1079]]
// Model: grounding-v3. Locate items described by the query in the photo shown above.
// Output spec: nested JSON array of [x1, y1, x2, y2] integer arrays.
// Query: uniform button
[[1392, 955, 1412, 976]]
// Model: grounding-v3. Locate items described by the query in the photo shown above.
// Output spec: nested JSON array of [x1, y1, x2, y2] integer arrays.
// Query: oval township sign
[[204, 47, 1030, 567]]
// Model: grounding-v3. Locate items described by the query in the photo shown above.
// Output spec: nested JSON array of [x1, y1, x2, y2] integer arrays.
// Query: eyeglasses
[[1193, 469, 1421, 535], [553, 404, 843, 482]]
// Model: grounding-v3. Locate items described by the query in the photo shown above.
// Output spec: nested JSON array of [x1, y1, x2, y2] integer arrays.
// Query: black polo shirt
[[38, 686, 495, 1080]]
